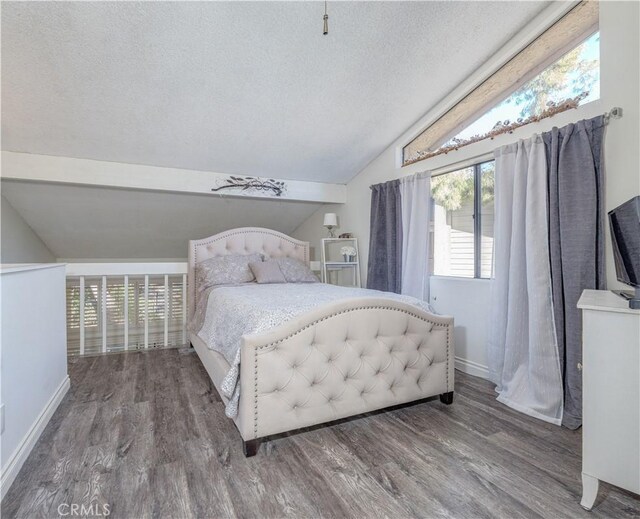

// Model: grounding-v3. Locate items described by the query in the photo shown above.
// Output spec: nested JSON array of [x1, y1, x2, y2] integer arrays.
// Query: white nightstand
[[321, 238, 361, 288]]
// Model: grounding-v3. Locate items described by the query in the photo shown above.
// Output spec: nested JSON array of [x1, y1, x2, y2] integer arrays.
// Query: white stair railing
[[65, 263, 188, 356]]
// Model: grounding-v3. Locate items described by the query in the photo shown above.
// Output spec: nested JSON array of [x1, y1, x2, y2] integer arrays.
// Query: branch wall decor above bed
[[211, 175, 286, 197]]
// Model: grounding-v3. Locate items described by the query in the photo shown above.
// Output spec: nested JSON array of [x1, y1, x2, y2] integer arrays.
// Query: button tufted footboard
[[236, 297, 454, 452]]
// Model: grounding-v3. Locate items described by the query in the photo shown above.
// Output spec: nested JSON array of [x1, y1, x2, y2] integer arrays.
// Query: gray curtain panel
[[543, 115, 606, 430], [367, 179, 402, 293]]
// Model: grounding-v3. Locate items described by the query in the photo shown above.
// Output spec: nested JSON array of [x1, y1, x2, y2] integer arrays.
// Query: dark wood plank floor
[[3, 349, 639, 519]]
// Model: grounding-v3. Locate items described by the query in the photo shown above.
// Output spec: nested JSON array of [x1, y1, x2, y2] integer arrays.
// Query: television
[[609, 195, 640, 309]]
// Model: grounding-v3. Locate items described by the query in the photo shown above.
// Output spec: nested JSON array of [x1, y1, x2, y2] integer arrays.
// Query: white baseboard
[[455, 356, 490, 380], [0, 375, 70, 501]]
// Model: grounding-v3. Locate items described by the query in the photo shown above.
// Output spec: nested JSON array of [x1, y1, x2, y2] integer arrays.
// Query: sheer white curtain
[[399, 172, 431, 301], [488, 136, 563, 425]]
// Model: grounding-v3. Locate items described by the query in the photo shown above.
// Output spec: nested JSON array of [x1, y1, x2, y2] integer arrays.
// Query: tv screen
[[609, 196, 640, 288]]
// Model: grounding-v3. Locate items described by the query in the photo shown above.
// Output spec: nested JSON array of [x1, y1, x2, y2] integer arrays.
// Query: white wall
[[0, 264, 69, 498], [293, 1, 640, 378], [430, 276, 491, 378], [0, 195, 55, 264], [600, 0, 640, 290]]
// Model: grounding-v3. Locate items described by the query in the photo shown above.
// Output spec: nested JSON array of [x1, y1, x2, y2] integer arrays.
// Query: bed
[[188, 227, 454, 456]]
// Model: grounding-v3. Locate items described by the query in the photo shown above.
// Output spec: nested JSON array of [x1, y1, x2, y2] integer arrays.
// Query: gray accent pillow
[[195, 253, 262, 291], [276, 257, 319, 283], [249, 260, 287, 284]]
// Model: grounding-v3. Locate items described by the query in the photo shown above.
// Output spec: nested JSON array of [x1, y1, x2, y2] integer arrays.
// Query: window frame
[[431, 158, 494, 280], [403, 0, 599, 166]]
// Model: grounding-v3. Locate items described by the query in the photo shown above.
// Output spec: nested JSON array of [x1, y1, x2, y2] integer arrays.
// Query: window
[[431, 160, 494, 278], [438, 33, 600, 155], [404, 1, 599, 165]]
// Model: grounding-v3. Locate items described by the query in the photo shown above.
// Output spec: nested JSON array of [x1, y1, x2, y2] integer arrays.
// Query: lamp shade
[[323, 213, 338, 227]]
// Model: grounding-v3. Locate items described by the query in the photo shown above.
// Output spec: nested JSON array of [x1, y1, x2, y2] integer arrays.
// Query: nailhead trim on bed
[[446, 324, 450, 392], [255, 306, 447, 352], [193, 230, 309, 263], [252, 305, 452, 439]]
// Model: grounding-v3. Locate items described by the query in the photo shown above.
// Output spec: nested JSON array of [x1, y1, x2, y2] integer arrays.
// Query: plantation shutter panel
[[65, 274, 186, 355]]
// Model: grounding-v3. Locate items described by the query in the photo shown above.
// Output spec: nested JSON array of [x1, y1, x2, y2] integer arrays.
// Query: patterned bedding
[[192, 283, 434, 418]]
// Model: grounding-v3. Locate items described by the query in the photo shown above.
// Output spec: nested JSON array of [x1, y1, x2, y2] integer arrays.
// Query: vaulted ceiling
[[2, 1, 549, 260], [2, 1, 548, 184]]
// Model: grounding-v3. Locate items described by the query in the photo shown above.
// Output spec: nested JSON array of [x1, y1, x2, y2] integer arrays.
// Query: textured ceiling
[[2, 1, 548, 184], [1, 181, 321, 259]]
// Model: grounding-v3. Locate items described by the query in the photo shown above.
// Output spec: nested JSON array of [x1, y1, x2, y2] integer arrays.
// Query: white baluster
[[124, 274, 129, 351], [80, 276, 85, 355], [164, 274, 169, 347], [182, 274, 187, 346], [144, 274, 149, 349], [102, 275, 107, 353]]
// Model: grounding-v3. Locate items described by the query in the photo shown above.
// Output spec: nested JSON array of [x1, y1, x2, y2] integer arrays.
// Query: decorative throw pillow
[[195, 253, 262, 290], [276, 257, 319, 283], [249, 260, 287, 284]]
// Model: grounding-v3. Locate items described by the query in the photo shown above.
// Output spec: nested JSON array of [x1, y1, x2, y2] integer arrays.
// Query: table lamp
[[323, 213, 338, 237]]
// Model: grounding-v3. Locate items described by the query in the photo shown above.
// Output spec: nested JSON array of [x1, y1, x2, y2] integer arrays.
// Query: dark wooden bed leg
[[439, 391, 454, 405], [243, 439, 260, 457]]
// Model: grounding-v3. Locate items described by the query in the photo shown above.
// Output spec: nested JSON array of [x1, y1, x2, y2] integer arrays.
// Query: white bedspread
[[193, 283, 434, 418]]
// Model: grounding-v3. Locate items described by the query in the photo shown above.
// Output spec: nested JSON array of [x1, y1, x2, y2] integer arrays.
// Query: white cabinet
[[321, 238, 361, 288], [577, 289, 640, 510]]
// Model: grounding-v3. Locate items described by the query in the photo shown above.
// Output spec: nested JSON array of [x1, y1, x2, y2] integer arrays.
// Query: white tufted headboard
[[187, 227, 310, 320]]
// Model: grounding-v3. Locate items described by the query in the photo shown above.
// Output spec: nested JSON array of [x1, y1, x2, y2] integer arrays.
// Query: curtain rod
[[414, 106, 624, 180], [372, 106, 624, 187], [604, 106, 623, 123]]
